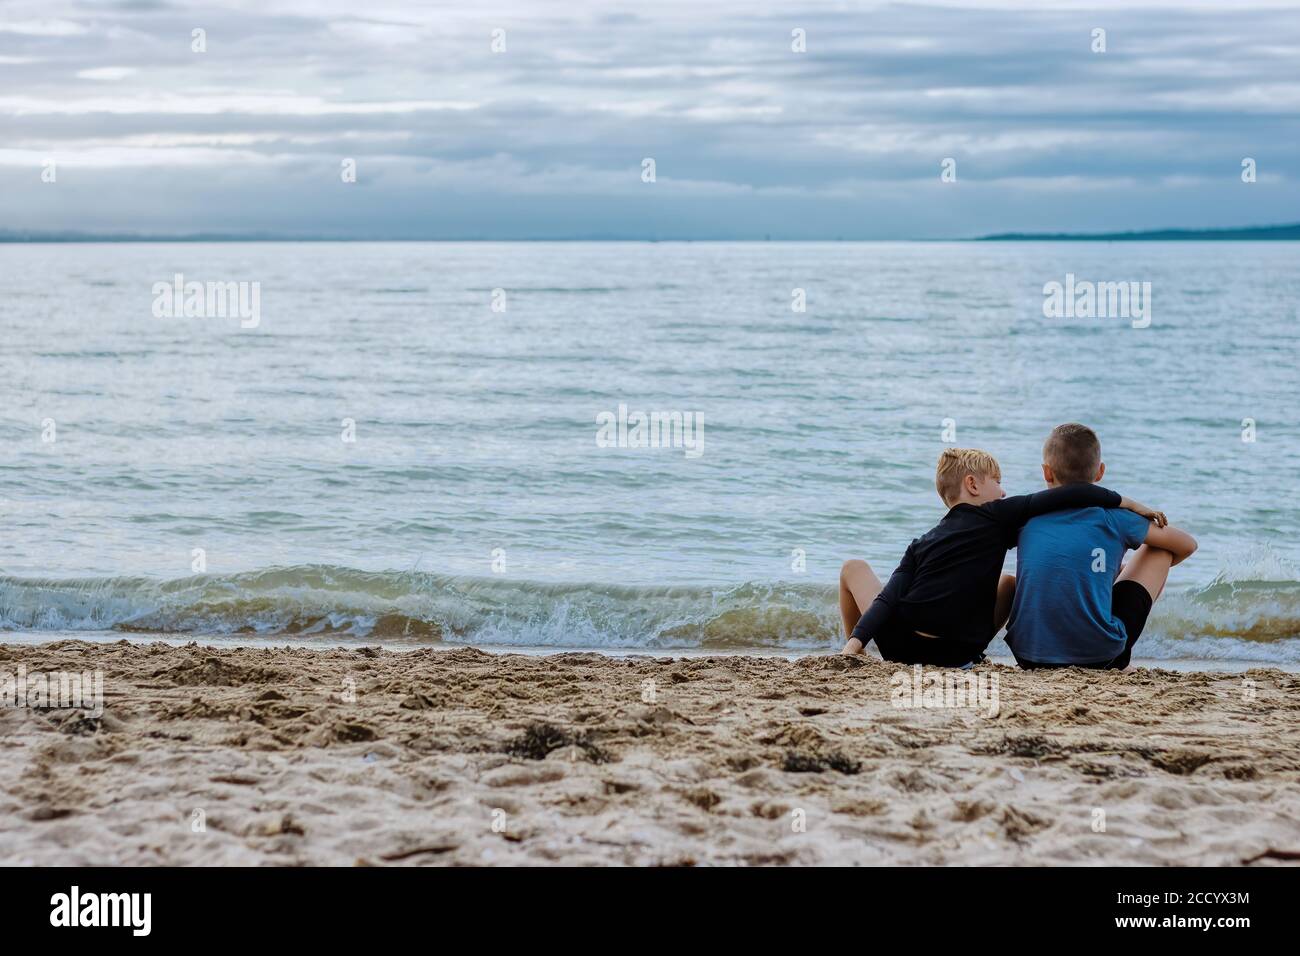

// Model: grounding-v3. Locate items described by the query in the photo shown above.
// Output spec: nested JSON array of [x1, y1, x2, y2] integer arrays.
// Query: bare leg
[[1109, 546, 1174, 671], [993, 573, 1016, 633], [839, 559, 882, 654], [1115, 544, 1173, 602]]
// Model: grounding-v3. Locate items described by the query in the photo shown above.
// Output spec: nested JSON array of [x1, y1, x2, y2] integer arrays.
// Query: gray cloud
[[2, 0, 1297, 237]]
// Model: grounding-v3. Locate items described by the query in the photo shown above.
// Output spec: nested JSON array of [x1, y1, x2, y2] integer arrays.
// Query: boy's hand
[[1120, 496, 1167, 528]]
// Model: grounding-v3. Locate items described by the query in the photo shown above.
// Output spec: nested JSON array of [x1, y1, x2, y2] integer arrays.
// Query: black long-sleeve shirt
[[851, 484, 1122, 649]]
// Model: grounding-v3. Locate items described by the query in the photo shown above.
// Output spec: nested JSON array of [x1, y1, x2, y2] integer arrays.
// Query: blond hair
[[1043, 423, 1101, 484], [935, 448, 1001, 506]]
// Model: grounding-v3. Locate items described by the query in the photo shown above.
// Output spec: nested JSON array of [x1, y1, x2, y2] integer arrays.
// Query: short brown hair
[[1043, 423, 1101, 484], [935, 448, 1000, 506]]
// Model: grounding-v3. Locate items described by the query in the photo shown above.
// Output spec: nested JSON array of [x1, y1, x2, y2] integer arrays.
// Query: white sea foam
[[1, 566, 1297, 664]]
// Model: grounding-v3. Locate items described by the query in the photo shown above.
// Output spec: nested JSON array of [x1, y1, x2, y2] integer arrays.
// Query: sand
[[1, 639, 1298, 866]]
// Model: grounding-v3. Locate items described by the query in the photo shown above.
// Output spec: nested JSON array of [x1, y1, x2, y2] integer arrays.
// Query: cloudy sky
[[2, 0, 1298, 238]]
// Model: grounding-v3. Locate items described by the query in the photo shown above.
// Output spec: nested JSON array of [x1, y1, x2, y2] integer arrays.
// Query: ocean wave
[[0, 565, 1297, 663], [0, 568, 835, 650]]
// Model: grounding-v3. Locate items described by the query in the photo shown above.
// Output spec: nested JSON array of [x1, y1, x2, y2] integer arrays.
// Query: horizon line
[[2, 223, 1299, 244]]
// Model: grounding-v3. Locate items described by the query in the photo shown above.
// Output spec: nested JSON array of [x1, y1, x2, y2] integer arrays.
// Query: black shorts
[[1017, 579, 1153, 670], [873, 612, 983, 668]]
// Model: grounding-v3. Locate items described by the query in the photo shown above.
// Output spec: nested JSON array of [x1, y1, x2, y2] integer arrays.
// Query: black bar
[[5, 866, 1281, 940]]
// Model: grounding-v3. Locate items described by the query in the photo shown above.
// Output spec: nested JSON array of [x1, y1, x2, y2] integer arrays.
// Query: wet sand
[[2, 640, 1298, 865]]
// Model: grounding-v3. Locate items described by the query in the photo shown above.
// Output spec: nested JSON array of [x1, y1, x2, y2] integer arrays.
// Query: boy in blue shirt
[[1006, 423, 1198, 669]]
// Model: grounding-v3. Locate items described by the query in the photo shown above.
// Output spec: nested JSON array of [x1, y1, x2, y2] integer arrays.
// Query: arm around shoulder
[[988, 483, 1121, 528]]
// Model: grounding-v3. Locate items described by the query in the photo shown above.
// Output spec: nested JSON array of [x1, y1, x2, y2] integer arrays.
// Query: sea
[[3, 240, 1299, 667]]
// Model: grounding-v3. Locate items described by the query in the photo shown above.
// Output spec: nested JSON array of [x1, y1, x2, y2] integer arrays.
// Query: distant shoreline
[[2, 224, 1298, 243], [977, 223, 1300, 241]]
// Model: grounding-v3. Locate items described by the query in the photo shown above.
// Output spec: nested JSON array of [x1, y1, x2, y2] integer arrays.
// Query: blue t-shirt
[[1005, 507, 1152, 665]]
